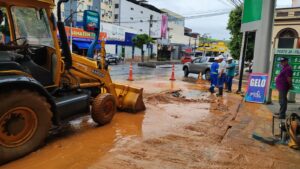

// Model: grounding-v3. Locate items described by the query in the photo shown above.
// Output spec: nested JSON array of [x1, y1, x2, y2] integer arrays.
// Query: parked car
[[183, 57, 215, 80], [181, 55, 193, 64], [191, 52, 204, 58], [105, 54, 121, 65]]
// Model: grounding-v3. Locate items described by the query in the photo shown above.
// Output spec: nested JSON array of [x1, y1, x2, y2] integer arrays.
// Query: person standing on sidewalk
[[275, 57, 293, 119], [217, 55, 226, 97], [226, 57, 235, 93], [209, 56, 219, 93]]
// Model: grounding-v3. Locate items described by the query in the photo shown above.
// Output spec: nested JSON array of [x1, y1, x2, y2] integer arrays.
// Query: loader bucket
[[113, 83, 146, 113]]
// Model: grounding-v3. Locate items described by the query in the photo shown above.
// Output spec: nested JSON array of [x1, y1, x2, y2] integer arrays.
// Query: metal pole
[[237, 31, 248, 93], [194, 36, 197, 52], [70, 0, 73, 53], [149, 15, 153, 60]]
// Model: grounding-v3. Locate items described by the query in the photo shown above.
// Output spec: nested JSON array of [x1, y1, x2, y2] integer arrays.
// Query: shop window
[[295, 11, 300, 16], [277, 12, 288, 17], [278, 29, 297, 48]]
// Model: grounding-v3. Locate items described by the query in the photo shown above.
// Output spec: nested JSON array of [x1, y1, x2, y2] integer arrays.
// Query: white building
[[293, 0, 300, 7], [114, 0, 163, 39], [61, 0, 115, 25], [160, 8, 192, 59]]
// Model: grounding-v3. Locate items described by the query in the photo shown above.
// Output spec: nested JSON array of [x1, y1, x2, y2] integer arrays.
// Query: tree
[[132, 34, 154, 62], [227, 5, 255, 61]]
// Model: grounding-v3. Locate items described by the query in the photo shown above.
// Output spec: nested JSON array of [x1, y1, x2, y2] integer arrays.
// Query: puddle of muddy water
[[141, 103, 210, 139], [1, 91, 212, 169]]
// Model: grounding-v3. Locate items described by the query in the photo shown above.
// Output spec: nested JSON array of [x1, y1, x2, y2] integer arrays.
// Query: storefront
[[62, 24, 139, 59]]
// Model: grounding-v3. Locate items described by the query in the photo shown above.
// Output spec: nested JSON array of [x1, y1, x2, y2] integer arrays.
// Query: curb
[[138, 61, 181, 68]]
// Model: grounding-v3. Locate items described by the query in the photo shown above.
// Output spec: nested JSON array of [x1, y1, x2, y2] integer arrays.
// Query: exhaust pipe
[[57, 0, 72, 70]]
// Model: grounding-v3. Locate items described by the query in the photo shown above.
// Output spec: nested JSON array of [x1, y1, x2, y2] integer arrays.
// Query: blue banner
[[245, 73, 269, 103]]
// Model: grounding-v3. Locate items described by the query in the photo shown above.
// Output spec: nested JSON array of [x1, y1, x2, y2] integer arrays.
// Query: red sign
[[185, 48, 192, 53], [64, 26, 107, 40]]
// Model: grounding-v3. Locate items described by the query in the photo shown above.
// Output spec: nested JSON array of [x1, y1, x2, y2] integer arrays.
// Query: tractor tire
[[0, 90, 52, 165], [92, 93, 116, 126], [184, 67, 189, 77]]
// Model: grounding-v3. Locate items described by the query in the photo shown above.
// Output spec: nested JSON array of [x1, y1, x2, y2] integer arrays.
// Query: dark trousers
[[209, 74, 218, 93], [217, 74, 226, 96], [226, 76, 234, 91], [279, 90, 288, 118]]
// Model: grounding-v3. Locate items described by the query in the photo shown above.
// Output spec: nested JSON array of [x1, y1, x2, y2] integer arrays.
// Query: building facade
[[160, 9, 195, 60], [272, 7, 300, 49], [270, 6, 300, 102], [100, 0, 115, 23], [62, 0, 115, 25], [115, 0, 163, 38], [54, 0, 171, 61]]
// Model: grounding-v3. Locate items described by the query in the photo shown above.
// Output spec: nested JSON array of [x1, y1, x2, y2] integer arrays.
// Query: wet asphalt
[[109, 63, 186, 82]]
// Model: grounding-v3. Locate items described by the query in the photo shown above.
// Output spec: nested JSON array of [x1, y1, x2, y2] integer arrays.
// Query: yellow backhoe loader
[[0, 0, 145, 164]]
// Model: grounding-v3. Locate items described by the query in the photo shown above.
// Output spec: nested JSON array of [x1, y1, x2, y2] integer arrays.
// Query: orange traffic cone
[[169, 64, 176, 81], [127, 63, 134, 81], [196, 72, 202, 83]]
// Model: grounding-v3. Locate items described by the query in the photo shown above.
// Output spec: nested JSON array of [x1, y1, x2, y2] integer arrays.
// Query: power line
[[107, 9, 231, 24], [217, 0, 235, 8]]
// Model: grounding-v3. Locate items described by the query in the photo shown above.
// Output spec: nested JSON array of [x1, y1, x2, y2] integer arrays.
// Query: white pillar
[[252, 0, 276, 74]]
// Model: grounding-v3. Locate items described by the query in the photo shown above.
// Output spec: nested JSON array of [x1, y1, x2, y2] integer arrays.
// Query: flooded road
[[1, 64, 300, 169]]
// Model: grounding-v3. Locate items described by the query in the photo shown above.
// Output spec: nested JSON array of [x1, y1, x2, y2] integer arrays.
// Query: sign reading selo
[[245, 73, 269, 103], [271, 49, 300, 93]]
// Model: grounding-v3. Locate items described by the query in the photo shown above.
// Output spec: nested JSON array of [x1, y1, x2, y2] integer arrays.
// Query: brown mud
[[1, 79, 300, 169]]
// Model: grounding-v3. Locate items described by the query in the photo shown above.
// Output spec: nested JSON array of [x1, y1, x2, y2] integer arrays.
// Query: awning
[[73, 41, 100, 50]]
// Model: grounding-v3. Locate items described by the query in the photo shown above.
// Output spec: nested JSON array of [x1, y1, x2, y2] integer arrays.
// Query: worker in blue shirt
[[217, 55, 226, 97], [209, 56, 219, 93], [226, 57, 236, 93]]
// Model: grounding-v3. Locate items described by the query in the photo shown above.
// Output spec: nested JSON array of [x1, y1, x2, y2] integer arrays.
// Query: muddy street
[[1, 64, 300, 169]]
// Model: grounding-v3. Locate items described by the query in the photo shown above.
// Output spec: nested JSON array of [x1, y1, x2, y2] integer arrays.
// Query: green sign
[[242, 0, 263, 24], [83, 10, 100, 32], [271, 49, 300, 93]]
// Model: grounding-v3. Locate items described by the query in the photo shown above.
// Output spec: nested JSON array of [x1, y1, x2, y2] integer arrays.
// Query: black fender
[[0, 75, 58, 125]]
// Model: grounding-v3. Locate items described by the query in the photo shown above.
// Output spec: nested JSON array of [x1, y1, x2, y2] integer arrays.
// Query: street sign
[[242, 0, 263, 24], [270, 49, 300, 93], [245, 73, 269, 103], [83, 10, 100, 32]]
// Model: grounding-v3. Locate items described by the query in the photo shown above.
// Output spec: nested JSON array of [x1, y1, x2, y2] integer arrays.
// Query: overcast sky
[[147, 0, 292, 40]]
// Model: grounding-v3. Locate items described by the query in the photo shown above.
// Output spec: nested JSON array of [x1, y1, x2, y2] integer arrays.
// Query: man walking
[[275, 57, 293, 119], [217, 55, 226, 97], [209, 57, 219, 93], [226, 57, 235, 93]]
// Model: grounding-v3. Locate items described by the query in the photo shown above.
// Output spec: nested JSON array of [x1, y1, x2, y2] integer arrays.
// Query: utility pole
[[237, 32, 248, 93], [148, 14, 153, 59], [194, 36, 197, 52]]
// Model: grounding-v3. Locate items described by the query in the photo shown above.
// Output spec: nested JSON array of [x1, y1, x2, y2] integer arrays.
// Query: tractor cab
[[0, 0, 62, 87]]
